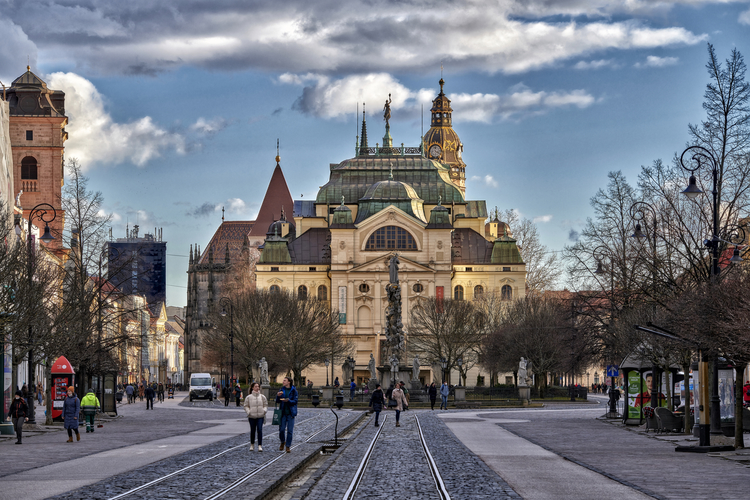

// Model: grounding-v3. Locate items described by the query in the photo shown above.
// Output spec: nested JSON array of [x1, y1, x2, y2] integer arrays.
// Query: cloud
[[0, 17, 37, 83], [634, 55, 679, 68], [48, 72, 186, 168], [186, 198, 248, 218], [573, 59, 615, 70], [190, 117, 229, 136], [283, 74, 598, 122], [533, 215, 553, 223], [0, 2, 707, 77], [568, 229, 580, 242], [741, 9, 750, 25], [471, 175, 499, 188]]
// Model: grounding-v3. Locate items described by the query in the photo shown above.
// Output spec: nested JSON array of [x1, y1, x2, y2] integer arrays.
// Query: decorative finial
[[275, 139, 280, 163], [383, 94, 392, 128], [27, 55, 30, 72], [389, 165, 394, 180], [341, 195, 345, 206], [222, 206, 225, 222], [438, 195, 442, 206], [439, 77, 445, 94], [281, 205, 286, 220]]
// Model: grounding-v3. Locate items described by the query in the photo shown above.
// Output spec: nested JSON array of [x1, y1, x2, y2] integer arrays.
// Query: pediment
[[355, 205, 426, 231], [348, 253, 434, 274]]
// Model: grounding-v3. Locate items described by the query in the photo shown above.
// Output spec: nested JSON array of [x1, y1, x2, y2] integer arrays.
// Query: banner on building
[[338, 286, 347, 324]]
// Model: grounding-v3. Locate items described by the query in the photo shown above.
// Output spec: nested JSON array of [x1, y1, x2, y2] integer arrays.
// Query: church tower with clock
[[423, 78, 466, 195]]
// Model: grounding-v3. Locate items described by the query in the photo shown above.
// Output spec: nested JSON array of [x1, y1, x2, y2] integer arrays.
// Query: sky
[[0, 0, 749, 307]]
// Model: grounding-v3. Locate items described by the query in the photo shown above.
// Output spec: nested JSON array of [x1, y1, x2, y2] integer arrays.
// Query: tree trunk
[[45, 363, 53, 425]]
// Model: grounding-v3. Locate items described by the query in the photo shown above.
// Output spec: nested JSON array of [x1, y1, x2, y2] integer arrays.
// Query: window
[[26, 130, 33, 140], [270, 285, 281, 293], [503, 267, 511, 272], [297, 285, 307, 300], [270, 266, 279, 272], [465, 267, 473, 272], [309, 267, 316, 272], [412, 283, 423, 293], [317, 285, 328, 301], [501, 285, 512, 301], [474, 285, 483, 299], [365, 226, 417, 250], [21, 156, 37, 180], [359, 283, 370, 294], [454, 285, 464, 301]]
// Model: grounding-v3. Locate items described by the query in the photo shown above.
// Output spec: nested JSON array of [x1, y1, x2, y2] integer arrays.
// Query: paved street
[[1, 396, 749, 499]]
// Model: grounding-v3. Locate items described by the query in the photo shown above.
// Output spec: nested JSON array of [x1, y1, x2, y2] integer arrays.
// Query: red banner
[[436, 286, 444, 313]]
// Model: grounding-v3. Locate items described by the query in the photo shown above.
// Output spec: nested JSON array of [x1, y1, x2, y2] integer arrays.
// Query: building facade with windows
[[254, 79, 527, 386]]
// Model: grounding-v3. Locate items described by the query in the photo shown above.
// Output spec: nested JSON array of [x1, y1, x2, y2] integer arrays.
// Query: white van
[[189, 373, 214, 402]]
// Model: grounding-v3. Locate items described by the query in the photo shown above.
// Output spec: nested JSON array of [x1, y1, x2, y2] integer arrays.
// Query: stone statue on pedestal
[[412, 355, 420, 381], [368, 354, 377, 381], [259, 357, 269, 386], [518, 357, 529, 387], [389, 354, 400, 383]]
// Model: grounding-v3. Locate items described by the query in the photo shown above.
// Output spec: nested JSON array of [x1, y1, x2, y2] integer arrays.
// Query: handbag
[[272, 404, 281, 425], [388, 398, 397, 407]]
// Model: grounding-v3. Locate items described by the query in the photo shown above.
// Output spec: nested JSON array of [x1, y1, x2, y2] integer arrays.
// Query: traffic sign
[[606, 365, 619, 377]]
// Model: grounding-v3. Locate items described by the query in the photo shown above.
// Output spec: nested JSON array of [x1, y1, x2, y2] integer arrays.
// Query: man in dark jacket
[[428, 382, 437, 410], [275, 377, 298, 453], [9, 390, 29, 444], [369, 384, 385, 426], [234, 384, 242, 407], [145, 384, 155, 410], [385, 383, 394, 410], [223, 385, 230, 406]]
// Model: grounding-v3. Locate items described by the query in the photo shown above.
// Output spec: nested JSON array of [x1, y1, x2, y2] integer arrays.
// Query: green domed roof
[[355, 178, 426, 224], [361, 178, 420, 202]]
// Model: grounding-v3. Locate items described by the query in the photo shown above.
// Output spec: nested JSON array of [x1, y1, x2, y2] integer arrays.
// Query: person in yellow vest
[[80, 389, 100, 433]]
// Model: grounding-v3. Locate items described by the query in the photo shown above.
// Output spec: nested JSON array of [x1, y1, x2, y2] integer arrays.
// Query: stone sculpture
[[518, 357, 528, 387], [412, 355, 420, 381], [259, 357, 269, 386]]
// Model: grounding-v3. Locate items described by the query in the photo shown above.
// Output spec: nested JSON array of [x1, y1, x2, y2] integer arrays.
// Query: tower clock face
[[429, 145, 442, 158]]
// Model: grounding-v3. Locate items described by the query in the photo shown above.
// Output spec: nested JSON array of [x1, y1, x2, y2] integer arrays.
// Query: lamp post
[[456, 357, 463, 387], [325, 358, 330, 387], [593, 245, 619, 418], [19, 203, 56, 425], [219, 297, 234, 400], [440, 357, 447, 384], [679, 145, 742, 438]]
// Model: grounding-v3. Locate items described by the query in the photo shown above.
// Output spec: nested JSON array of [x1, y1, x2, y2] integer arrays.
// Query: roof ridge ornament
[[275, 138, 280, 164]]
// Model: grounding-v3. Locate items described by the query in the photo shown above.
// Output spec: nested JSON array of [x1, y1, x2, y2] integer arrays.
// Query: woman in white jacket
[[243, 382, 268, 451]]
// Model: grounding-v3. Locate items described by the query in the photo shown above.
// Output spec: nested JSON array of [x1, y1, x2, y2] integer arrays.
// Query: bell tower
[[423, 78, 466, 195]]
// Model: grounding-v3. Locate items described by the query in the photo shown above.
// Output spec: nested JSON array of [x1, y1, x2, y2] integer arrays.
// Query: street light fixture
[[20, 203, 56, 425], [591, 245, 619, 419], [440, 357, 447, 384], [219, 297, 234, 399], [325, 358, 330, 387], [456, 358, 463, 387]]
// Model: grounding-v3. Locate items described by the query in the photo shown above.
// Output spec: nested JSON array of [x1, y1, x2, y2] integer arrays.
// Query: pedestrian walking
[[145, 384, 155, 410], [244, 382, 268, 451], [234, 383, 243, 407], [223, 385, 231, 407], [36, 382, 44, 406], [369, 384, 385, 426], [333, 377, 340, 389], [440, 381, 449, 410], [138, 383, 144, 401], [81, 389, 100, 432], [385, 383, 394, 410], [275, 377, 298, 453], [350, 379, 356, 401], [428, 382, 437, 410], [63, 386, 81, 442], [158, 383, 165, 403], [125, 384, 134, 403], [392, 382, 408, 427], [8, 390, 29, 444]]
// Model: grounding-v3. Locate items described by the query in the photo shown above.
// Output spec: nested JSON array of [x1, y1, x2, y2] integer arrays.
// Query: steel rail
[[415, 414, 452, 500], [203, 413, 351, 500], [106, 413, 327, 500], [341, 415, 388, 500]]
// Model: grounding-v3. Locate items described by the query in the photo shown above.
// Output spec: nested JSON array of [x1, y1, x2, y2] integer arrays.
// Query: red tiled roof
[[198, 220, 254, 265], [247, 162, 294, 237]]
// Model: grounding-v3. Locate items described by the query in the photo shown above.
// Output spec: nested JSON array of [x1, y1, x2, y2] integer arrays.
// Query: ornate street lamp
[[591, 245, 619, 419], [325, 358, 330, 387], [440, 357, 447, 384], [456, 358, 463, 387], [219, 297, 234, 400], [19, 203, 56, 425]]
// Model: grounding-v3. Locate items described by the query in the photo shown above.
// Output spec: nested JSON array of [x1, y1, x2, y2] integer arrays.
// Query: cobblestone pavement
[[301, 410, 519, 500], [47, 409, 358, 500], [448, 404, 750, 500]]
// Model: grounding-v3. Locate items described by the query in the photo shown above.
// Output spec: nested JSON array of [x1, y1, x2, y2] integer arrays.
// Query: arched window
[[501, 285, 512, 301], [365, 226, 417, 250], [297, 285, 307, 300], [357, 306, 371, 328], [474, 285, 484, 299], [317, 285, 328, 301], [270, 285, 281, 293], [454, 285, 464, 301], [21, 156, 37, 180]]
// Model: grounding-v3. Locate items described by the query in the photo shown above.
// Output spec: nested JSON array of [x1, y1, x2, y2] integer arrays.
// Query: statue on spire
[[383, 94, 392, 128]]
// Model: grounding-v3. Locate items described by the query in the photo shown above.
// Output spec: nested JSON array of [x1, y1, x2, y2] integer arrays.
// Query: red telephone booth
[[51, 356, 75, 421]]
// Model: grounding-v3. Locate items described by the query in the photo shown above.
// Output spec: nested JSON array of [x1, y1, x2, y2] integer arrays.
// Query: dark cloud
[[272, 107, 283, 116], [568, 229, 580, 242], [186, 202, 217, 218]]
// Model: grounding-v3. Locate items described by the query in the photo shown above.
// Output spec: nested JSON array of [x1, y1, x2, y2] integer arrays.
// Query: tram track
[[106, 412, 337, 500]]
